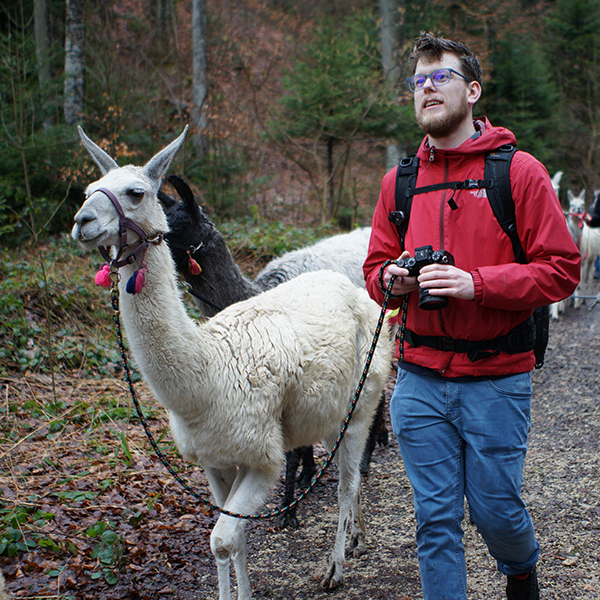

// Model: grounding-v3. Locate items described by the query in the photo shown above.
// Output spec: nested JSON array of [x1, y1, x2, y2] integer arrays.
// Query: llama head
[[158, 175, 217, 274], [72, 127, 188, 253], [567, 188, 586, 215]]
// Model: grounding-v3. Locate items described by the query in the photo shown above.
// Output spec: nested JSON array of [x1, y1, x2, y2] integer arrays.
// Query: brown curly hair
[[408, 31, 483, 87]]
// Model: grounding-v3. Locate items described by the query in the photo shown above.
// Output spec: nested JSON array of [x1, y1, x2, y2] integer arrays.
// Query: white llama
[[550, 187, 584, 318], [578, 190, 600, 304], [158, 175, 386, 528], [71, 126, 392, 600]]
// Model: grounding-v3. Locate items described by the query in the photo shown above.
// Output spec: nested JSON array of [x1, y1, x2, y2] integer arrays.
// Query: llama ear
[[167, 175, 202, 223], [567, 190, 574, 202], [144, 126, 189, 184], [551, 171, 563, 186], [78, 126, 119, 175]]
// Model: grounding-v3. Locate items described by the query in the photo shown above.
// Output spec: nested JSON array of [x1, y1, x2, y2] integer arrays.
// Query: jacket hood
[[416, 116, 517, 161]]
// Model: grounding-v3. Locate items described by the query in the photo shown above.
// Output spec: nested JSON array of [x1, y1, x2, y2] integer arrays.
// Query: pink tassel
[[95, 264, 112, 287], [134, 268, 145, 294], [188, 256, 202, 275]]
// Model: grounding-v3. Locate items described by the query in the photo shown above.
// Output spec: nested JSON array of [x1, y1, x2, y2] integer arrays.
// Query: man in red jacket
[[364, 33, 580, 600]]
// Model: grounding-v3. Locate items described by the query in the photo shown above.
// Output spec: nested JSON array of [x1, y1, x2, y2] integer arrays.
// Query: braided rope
[[108, 264, 402, 520]]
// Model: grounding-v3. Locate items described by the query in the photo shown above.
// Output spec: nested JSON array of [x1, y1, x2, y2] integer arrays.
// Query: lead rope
[[108, 261, 405, 520]]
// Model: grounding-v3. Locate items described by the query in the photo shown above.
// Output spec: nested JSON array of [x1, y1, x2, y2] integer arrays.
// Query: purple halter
[[94, 187, 162, 269]]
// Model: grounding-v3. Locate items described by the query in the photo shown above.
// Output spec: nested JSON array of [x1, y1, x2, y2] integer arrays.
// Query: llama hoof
[[277, 511, 299, 529], [321, 564, 343, 592], [346, 535, 366, 558]]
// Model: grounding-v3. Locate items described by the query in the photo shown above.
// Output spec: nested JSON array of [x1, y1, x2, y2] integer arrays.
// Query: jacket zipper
[[439, 157, 449, 249]]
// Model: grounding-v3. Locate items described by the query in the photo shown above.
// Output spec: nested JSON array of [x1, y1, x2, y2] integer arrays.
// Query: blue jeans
[[390, 367, 540, 599]]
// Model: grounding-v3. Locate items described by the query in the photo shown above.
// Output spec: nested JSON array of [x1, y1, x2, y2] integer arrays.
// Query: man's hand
[[418, 264, 475, 300], [383, 251, 419, 296]]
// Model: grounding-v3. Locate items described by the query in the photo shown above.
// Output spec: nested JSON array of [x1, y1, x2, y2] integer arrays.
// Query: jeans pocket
[[487, 372, 532, 398], [395, 365, 409, 383]]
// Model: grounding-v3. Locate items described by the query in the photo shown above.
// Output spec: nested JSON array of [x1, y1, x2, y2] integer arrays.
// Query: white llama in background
[[550, 185, 583, 319]]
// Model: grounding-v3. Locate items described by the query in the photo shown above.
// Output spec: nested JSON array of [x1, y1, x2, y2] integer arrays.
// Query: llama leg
[[550, 301, 563, 320], [210, 466, 279, 600], [321, 429, 366, 591], [344, 433, 369, 556], [349, 487, 367, 556], [205, 467, 238, 600], [359, 392, 387, 475], [278, 449, 301, 529], [297, 445, 316, 488]]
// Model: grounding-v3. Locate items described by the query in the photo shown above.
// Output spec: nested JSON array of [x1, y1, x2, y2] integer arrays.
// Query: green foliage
[[184, 139, 269, 221], [0, 6, 81, 244], [543, 0, 600, 186], [482, 36, 559, 165], [0, 235, 121, 377], [85, 521, 123, 585], [275, 13, 397, 141], [0, 498, 56, 558], [269, 11, 403, 222]]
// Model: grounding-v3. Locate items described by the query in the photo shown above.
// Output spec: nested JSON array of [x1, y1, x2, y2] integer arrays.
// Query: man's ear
[[467, 81, 482, 106]]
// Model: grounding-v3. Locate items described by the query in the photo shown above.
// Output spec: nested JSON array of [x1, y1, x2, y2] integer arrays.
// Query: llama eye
[[128, 188, 145, 201]]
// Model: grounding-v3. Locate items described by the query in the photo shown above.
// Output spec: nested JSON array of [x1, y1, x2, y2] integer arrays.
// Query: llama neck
[[185, 230, 262, 317], [116, 241, 211, 415]]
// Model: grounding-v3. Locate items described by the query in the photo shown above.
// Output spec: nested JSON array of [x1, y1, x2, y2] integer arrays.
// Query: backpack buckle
[[464, 179, 483, 189]]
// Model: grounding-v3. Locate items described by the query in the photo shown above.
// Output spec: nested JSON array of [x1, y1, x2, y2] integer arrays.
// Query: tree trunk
[[155, 0, 172, 52], [380, 0, 408, 171], [64, 0, 85, 126], [35, 0, 53, 127], [34, 0, 52, 87], [192, 0, 208, 157]]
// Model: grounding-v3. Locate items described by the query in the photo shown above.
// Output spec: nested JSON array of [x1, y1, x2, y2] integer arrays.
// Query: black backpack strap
[[389, 155, 419, 250], [484, 145, 525, 264]]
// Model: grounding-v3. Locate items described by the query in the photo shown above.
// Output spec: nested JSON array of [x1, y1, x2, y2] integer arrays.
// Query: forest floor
[[1, 279, 599, 600]]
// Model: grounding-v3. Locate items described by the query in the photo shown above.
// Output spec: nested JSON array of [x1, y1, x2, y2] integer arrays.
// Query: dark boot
[[506, 567, 539, 600]]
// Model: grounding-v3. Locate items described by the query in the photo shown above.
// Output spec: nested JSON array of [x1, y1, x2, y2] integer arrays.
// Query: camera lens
[[418, 287, 449, 310]]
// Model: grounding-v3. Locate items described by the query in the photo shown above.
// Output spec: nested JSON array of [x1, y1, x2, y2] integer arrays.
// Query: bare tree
[[379, 0, 407, 171], [34, 0, 52, 87], [155, 0, 173, 52], [192, 0, 208, 157], [64, 0, 85, 126], [35, 0, 53, 126]]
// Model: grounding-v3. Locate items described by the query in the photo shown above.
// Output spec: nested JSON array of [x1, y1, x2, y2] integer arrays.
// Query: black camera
[[396, 245, 455, 310]]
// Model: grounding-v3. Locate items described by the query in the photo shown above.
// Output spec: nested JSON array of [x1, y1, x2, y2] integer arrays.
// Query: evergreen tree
[[482, 35, 559, 165], [544, 0, 600, 189], [269, 13, 405, 223]]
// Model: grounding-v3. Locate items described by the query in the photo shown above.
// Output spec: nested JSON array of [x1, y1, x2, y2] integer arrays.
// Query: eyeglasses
[[407, 68, 471, 92]]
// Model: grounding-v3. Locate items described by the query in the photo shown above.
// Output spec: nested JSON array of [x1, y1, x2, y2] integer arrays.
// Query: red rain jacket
[[363, 118, 581, 377]]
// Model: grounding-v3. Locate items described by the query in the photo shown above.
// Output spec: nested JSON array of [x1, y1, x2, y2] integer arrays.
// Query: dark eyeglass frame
[[407, 68, 471, 93]]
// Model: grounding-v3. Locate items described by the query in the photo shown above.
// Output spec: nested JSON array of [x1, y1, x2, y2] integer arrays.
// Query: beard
[[416, 97, 470, 138]]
